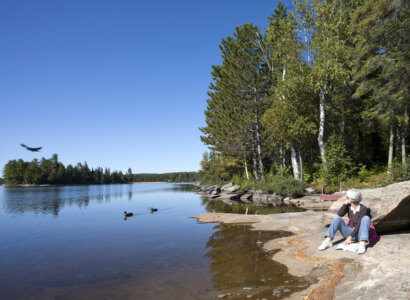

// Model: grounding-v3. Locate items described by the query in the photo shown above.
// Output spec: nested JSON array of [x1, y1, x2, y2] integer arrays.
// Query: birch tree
[[309, 0, 354, 166]]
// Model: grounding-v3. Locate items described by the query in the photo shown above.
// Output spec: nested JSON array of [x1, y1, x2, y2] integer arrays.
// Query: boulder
[[252, 191, 283, 206], [266, 194, 284, 206], [219, 190, 246, 200], [223, 185, 241, 193], [252, 191, 268, 205], [328, 181, 410, 233], [240, 193, 253, 201], [284, 197, 296, 207], [210, 190, 220, 195], [221, 182, 233, 191], [304, 187, 315, 194]]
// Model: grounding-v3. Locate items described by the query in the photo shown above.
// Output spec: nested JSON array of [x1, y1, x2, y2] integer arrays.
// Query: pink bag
[[345, 220, 381, 243]]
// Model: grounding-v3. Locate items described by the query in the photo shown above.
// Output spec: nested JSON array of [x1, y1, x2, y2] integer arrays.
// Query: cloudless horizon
[[0, 0, 292, 174]]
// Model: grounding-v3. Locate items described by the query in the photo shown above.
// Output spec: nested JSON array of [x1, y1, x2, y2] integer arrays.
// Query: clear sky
[[0, 0, 292, 174]]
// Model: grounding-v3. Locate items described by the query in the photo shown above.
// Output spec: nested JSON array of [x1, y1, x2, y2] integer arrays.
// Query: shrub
[[260, 175, 304, 196], [390, 159, 410, 182]]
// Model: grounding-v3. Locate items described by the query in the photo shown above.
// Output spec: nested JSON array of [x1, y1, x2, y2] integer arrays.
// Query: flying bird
[[21, 144, 42, 152]]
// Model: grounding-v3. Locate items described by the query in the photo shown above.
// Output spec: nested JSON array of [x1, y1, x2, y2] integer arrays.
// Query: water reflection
[[202, 197, 305, 215], [0, 183, 311, 299], [2, 186, 122, 215], [206, 224, 310, 299], [164, 183, 196, 192], [1, 184, 196, 216]]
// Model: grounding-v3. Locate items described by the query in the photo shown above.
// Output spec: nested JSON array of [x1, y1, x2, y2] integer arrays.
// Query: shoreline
[[191, 211, 409, 299], [1, 182, 186, 188]]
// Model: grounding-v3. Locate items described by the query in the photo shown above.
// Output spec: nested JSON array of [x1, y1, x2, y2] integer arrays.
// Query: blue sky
[[0, 0, 292, 174]]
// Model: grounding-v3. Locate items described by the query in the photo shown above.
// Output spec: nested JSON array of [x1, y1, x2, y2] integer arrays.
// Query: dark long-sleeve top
[[337, 203, 370, 238]]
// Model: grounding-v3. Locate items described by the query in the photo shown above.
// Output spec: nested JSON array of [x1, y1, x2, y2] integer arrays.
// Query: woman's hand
[[344, 236, 352, 245], [345, 197, 351, 205]]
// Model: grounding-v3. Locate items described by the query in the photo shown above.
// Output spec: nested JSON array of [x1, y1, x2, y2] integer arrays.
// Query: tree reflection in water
[[3, 185, 133, 216], [202, 197, 305, 215], [205, 224, 310, 299]]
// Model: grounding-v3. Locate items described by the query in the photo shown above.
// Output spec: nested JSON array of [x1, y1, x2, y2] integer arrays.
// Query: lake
[[0, 183, 310, 299]]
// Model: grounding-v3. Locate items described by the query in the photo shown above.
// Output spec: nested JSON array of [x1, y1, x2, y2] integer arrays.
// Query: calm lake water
[[0, 183, 310, 299]]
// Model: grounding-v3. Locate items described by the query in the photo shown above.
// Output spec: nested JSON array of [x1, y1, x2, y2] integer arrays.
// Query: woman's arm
[[337, 199, 350, 217]]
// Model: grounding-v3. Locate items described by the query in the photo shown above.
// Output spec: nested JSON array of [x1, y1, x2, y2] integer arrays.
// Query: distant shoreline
[[131, 182, 170, 184], [2, 182, 190, 188]]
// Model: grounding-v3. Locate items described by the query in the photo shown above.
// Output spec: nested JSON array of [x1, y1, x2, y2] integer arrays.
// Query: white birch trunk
[[279, 141, 286, 176], [244, 155, 250, 180], [318, 85, 326, 166], [290, 141, 300, 180], [298, 148, 303, 183], [252, 144, 259, 181], [253, 90, 264, 180], [388, 124, 394, 168], [396, 127, 401, 159], [255, 125, 264, 180], [403, 108, 408, 163], [400, 127, 406, 163]]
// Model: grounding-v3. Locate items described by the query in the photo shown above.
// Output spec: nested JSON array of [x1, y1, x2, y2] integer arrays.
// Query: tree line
[[200, 0, 409, 187], [133, 172, 198, 182], [2, 154, 198, 185], [3, 154, 133, 185]]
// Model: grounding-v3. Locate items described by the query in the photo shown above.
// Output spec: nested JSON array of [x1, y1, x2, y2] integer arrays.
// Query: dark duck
[[124, 211, 133, 217]]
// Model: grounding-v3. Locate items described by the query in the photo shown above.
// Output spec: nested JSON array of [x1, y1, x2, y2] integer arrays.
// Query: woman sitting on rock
[[318, 189, 371, 254]]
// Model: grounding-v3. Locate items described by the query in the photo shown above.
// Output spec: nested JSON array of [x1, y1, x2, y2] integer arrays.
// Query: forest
[[199, 0, 409, 191], [2, 154, 198, 185], [133, 172, 198, 182]]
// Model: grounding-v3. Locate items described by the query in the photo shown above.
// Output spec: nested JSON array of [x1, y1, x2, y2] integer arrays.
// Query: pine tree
[[201, 23, 268, 180], [353, 0, 409, 167]]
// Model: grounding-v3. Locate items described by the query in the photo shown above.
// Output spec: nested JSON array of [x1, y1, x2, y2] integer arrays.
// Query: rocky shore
[[195, 182, 315, 208], [192, 181, 410, 299]]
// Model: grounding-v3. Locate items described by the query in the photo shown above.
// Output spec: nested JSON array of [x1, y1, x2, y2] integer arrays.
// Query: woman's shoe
[[357, 243, 366, 254], [318, 240, 333, 251]]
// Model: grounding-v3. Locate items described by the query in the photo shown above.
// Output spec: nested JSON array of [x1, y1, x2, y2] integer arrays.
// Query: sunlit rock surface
[[329, 181, 410, 233]]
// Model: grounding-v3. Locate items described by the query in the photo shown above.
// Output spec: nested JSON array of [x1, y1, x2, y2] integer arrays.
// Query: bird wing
[[21, 144, 42, 151]]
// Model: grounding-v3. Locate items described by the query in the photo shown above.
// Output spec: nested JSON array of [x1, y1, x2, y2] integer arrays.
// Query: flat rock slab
[[191, 211, 410, 300], [329, 181, 410, 233]]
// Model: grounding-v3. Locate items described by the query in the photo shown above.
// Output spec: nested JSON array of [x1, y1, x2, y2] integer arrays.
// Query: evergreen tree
[[353, 0, 409, 167], [201, 23, 268, 180]]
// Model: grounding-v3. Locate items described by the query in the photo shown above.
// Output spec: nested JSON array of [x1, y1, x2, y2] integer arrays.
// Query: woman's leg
[[325, 216, 354, 240], [358, 216, 371, 243]]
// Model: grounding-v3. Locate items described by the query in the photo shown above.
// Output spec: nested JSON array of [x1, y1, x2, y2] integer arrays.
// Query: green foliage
[[390, 159, 410, 182], [199, 0, 410, 191], [198, 151, 243, 185], [259, 175, 304, 196], [132, 172, 198, 183], [232, 174, 304, 196], [2, 154, 131, 185], [321, 134, 354, 185]]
